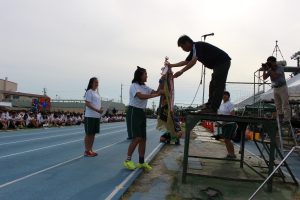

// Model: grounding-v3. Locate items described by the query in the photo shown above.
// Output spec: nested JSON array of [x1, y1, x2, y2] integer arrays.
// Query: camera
[[261, 63, 270, 70]]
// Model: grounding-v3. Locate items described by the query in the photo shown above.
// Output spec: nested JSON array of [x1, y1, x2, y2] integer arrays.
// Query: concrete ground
[[122, 125, 300, 200]]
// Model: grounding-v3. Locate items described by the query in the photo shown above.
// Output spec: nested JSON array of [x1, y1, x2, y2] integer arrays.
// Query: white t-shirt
[[26, 116, 31, 126], [218, 100, 235, 125], [85, 89, 101, 118], [218, 101, 234, 115], [129, 83, 153, 109]]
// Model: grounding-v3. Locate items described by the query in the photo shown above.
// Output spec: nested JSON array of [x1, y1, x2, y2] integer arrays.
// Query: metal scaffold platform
[[182, 113, 280, 192]]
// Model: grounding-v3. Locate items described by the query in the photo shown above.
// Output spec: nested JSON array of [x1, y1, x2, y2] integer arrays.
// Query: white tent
[[260, 73, 300, 101]]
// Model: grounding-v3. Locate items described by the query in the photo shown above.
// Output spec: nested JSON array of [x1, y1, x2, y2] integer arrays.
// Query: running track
[[0, 119, 162, 200]]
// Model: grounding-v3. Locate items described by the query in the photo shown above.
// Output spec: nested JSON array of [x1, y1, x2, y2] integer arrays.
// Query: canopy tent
[[260, 73, 300, 101]]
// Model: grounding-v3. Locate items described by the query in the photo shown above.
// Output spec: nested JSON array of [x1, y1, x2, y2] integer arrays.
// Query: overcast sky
[[1, 0, 300, 107]]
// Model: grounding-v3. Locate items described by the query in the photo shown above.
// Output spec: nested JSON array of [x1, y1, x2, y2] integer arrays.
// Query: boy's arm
[[168, 61, 189, 68], [173, 57, 198, 78]]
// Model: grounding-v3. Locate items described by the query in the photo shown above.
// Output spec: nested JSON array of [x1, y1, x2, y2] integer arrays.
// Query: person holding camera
[[262, 56, 291, 124]]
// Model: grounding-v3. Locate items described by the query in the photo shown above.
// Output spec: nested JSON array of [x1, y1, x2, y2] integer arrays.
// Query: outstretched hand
[[158, 89, 165, 95], [165, 61, 171, 68]]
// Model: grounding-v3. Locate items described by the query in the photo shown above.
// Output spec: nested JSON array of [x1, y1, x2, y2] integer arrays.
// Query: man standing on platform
[[167, 35, 231, 114], [262, 56, 291, 124]]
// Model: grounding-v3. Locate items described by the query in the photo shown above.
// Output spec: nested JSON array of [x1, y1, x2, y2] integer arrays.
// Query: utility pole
[[120, 83, 123, 104], [43, 88, 47, 96], [152, 101, 156, 113], [201, 32, 214, 105]]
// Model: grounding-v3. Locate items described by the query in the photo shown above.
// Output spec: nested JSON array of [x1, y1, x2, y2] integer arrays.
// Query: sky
[[1, 0, 300, 108]]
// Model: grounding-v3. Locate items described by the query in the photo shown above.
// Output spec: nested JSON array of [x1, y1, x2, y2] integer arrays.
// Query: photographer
[[262, 56, 290, 124]]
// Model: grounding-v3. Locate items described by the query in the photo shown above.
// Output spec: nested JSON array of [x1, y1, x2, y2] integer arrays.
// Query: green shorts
[[84, 117, 100, 135], [221, 123, 237, 139], [126, 106, 146, 139]]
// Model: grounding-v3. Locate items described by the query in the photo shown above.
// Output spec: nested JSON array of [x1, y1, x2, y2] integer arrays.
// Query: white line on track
[[0, 129, 126, 159], [0, 139, 125, 189], [0, 122, 156, 140], [0, 126, 83, 139], [0, 127, 157, 159], [0, 123, 127, 139], [0, 124, 131, 146], [0, 123, 156, 146], [0, 131, 83, 146]]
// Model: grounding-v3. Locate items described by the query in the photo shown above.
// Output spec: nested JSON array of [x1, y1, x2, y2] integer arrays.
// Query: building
[[0, 77, 18, 101], [0, 77, 125, 113], [0, 77, 50, 111], [50, 99, 125, 114]]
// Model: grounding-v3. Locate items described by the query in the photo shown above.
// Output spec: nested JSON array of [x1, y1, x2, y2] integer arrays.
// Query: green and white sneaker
[[137, 162, 152, 172], [123, 160, 136, 170]]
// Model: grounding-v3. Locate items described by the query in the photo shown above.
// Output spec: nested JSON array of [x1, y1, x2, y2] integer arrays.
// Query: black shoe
[[212, 135, 221, 140], [224, 154, 237, 160]]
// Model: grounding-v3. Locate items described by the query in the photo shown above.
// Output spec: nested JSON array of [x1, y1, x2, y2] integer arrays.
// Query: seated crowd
[[101, 115, 125, 123], [0, 110, 125, 130], [0, 111, 84, 130]]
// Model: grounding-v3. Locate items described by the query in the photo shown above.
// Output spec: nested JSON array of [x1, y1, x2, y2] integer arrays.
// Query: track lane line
[[0, 123, 126, 139], [0, 139, 126, 189], [0, 121, 156, 140], [0, 129, 126, 159], [0, 126, 157, 159], [0, 124, 129, 146]]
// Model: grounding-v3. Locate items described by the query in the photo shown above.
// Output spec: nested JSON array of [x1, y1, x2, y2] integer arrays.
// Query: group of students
[[83, 68, 163, 169], [0, 111, 84, 130], [83, 34, 235, 172]]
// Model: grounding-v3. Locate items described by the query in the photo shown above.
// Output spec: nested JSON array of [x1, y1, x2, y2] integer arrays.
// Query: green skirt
[[221, 123, 237, 139], [84, 117, 100, 135], [126, 106, 146, 139]]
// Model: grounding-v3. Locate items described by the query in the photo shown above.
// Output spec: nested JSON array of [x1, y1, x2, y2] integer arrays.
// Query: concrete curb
[[104, 142, 165, 200]]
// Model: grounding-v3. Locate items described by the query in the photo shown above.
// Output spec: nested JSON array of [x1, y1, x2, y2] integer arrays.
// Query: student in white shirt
[[123, 66, 163, 172], [0, 111, 8, 130], [217, 91, 237, 159], [84, 77, 104, 157]]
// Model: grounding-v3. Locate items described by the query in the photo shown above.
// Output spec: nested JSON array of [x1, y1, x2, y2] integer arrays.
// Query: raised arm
[[173, 57, 198, 78], [135, 91, 161, 100], [168, 60, 189, 68]]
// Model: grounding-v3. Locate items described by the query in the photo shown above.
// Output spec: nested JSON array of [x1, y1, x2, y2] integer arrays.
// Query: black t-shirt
[[185, 41, 231, 69]]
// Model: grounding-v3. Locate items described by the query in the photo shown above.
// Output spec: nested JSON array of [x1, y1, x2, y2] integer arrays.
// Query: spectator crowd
[[0, 110, 125, 130]]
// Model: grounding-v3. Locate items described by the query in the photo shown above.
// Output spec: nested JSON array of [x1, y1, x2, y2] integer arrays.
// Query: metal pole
[[120, 83, 123, 104], [202, 67, 206, 104], [248, 146, 299, 200], [201, 36, 208, 105], [182, 116, 191, 183], [254, 71, 256, 104]]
